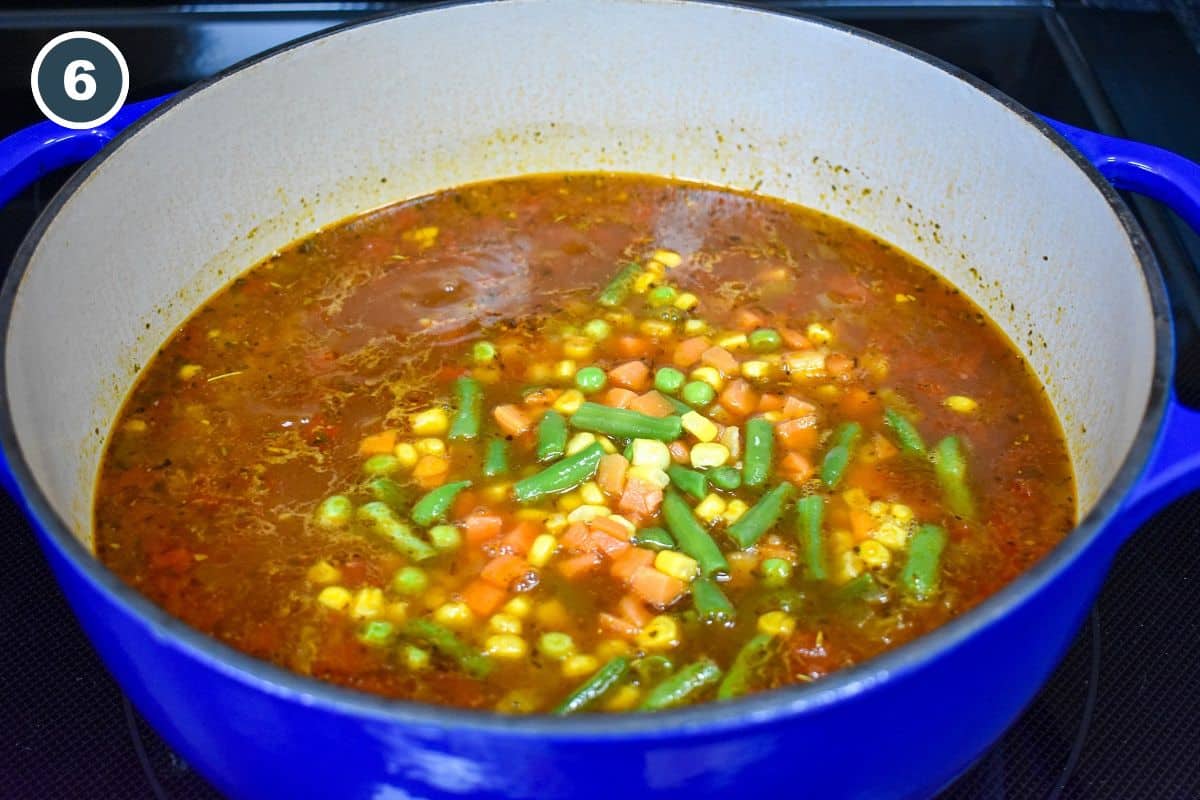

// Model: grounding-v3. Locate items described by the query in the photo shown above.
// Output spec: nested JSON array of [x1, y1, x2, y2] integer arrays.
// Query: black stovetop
[[2, 4, 1198, 799]]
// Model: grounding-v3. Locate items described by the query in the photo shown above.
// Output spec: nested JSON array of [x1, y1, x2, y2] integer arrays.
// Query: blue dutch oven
[[1, 2, 1198, 798]]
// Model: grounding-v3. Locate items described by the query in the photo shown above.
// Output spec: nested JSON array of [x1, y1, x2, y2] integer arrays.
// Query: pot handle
[[0, 95, 169, 208], [1046, 118, 1200, 528]]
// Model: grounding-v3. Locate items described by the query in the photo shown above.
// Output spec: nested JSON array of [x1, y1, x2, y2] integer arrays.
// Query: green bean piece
[[483, 438, 510, 478], [367, 477, 408, 511], [662, 393, 694, 416], [597, 262, 642, 308], [315, 495, 354, 530], [553, 656, 630, 714], [795, 495, 828, 581], [883, 407, 926, 455], [708, 466, 742, 491], [661, 490, 729, 576], [631, 526, 675, 551], [667, 465, 708, 500], [513, 442, 604, 504], [717, 633, 775, 700], [410, 480, 472, 527], [401, 619, 492, 678], [631, 655, 675, 685], [570, 402, 683, 442], [934, 435, 976, 518], [537, 411, 568, 463], [727, 482, 797, 549], [692, 577, 734, 622], [448, 377, 482, 441], [654, 367, 686, 395], [357, 620, 395, 647], [681, 380, 716, 408], [639, 658, 723, 711], [356, 502, 436, 562], [820, 421, 862, 488], [838, 572, 888, 603], [901, 523, 948, 600], [743, 417, 774, 487]]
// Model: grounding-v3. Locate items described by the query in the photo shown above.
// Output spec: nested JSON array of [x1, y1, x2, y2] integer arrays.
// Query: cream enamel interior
[[4, 0, 1153, 547]]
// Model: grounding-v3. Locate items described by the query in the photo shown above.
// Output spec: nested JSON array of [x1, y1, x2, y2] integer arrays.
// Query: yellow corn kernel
[[536, 599, 570, 628], [554, 360, 578, 383], [178, 364, 202, 380], [596, 435, 618, 454], [868, 501, 888, 518], [393, 442, 418, 468], [554, 389, 586, 415], [434, 601, 474, 629], [681, 411, 720, 443], [604, 684, 642, 712], [351, 587, 385, 620], [895, 293, 914, 303], [567, 504, 612, 523], [473, 365, 502, 385], [891, 503, 914, 522], [489, 613, 523, 635], [545, 513, 569, 534], [652, 248, 683, 268], [316, 586, 352, 612], [762, 411, 784, 423], [627, 465, 670, 489], [563, 337, 595, 361], [306, 560, 341, 585], [411, 408, 449, 436], [655, 550, 700, 582], [595, 638, 633, 661], [566, 432, 597, 456], [122, 418, 148, 433], [644, 258, 666, 277], [724, 499, 749, 524], [607, 515, 636, 535], [526, 362, 553, 383], [528, 533, 559, 567], [694, 493, 728, 523], [422, 586, 448, 610], [690, 366, 725, 391], [683, 319, 709, 336], [757, 610, 796, 637], [562, 654, 599, 678], [740, 360, 771, 382], [515, 509, 551, 522], [690, 443, 730, 469], [556, 491, 585, 512], [716, 332, 749, 350], [836, 549, 864, 583], [485, 634, 528, 660], [630, 439, 672, 470], [842, 488, 870, 509], [945, 395, 979, 413], [484, 482, 512, 503], [632, 271, 657, 294], [858, 539, 892, 569], [403, 225, 439, 248], [872, 520, 910, 550], [579, 481, 606, 506], [784, 351, 827, 380], [719, 426, 742, 460], [415, 438, 446, 456], [674, 292, 699, 311], [806, 322, 833, 345], [638, 615, 681, 650], [383, 601, 409, 624], [604, 308, 635, 327], [640, 319, 675, 338]]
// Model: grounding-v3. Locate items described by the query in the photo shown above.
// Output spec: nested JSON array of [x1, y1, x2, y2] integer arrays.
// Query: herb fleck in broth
[[95, 174, 1075, 712]]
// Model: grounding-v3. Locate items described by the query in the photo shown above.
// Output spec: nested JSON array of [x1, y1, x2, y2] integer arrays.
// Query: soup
[[94, 174, 1075, 713]]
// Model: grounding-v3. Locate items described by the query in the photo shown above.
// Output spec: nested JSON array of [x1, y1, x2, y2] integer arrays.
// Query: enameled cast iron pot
[[1, 2, 1199, 797]]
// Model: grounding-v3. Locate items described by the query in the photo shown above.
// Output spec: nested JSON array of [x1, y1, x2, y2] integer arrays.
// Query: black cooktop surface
[[2, 3, 1198, 798]]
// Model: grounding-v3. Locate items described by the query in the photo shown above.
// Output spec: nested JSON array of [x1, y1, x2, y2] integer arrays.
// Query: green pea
[[392, 566, 429, 595], [538, 632, 576, 660], [647, 285, 678, 307], [314, 495, 354, 530], [429, 524, 462, 552], [472, 340, 497, 364], [682, 380, 716, 408], [708, 466, 742, 491], [575, 366, 608, 394], [358, 620, 395, 647], [761, 558, 793, 587], [748, 328, 782, 352], [583, 319, 612, 341], [363, 454, 400, 476], [403, 644, 431, 670], [653, 306, 685, 324], [654, 367, 686, 395]]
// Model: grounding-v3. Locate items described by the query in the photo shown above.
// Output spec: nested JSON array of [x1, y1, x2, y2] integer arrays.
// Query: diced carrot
[[850, 508, 877, 542], [608, 360, 651, 392], [451, 490, 479, 520], [668, 441, 691, 464], [412, 455, 449, 488], [500, 520, 540, 555], [629, 566, 687, 608], [597, 454, 630, 497], [589, 516, 632, 541], [734, 308, 767, 331], [462, 579, 509, 617], [758, 393, 785, 412], [603, 387, 639, 409], [599, 612, 642, 639], [779, 327, 812, 349], [839, 386, 879, 418], [493, 404, 533, 436], [719, 379, 759, 417], [757, 536, 798, 564], [463, 513, 504, 546], [618, 478, 664, 520], [610, 547, 655, 581], [673, 336, 711, 368], [776, 417, 820, 451], [825, 353, 855, 376], [725, 550, 759, 589], [700, 346, 740, 376], [782, 396, 817, 419], [867, 432, 899, 461], [615, 335, 654, 360], [480, 554, 532, 589], [588, 530, 631, 557], [629, 390, 674, 417], [779, 452, 815, 483], [358, 429, 397, 456], [618, 594, 654, 628], [522, 387, 562, 408], [561, 522, 593, 552], [558, 552, 603, 579]]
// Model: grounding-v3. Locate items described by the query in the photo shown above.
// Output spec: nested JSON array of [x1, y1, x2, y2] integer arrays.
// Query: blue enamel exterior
[[2, 19, 1199, 800]]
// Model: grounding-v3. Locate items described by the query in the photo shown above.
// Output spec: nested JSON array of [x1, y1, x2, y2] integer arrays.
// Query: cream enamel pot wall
[[1, 2, 1199, 798]]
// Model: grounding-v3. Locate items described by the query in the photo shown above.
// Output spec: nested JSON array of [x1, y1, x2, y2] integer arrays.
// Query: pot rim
[[0, 0, 1173, 739]]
